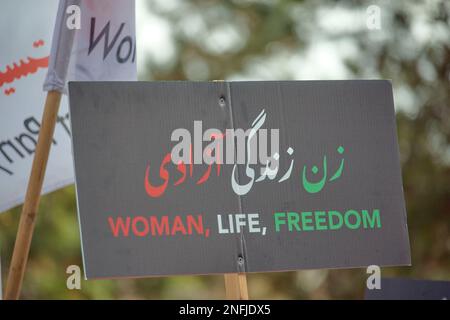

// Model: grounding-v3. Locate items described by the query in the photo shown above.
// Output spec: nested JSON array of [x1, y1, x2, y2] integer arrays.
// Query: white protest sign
[[0, 0, 74, 213]]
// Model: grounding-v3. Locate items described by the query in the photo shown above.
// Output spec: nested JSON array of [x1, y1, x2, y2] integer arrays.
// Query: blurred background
[[1, 0, 449, 299]]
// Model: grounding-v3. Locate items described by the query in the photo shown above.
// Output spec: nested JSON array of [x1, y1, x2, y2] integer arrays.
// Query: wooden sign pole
[[224, 273, 249, 300], [4, 91, 62, 300]]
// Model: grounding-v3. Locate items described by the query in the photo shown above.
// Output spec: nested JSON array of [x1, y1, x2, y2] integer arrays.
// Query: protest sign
[[69, 80, 411, 278], [365, 278, 450, 300], [4, 0, 137, 299], [0, 0, 73, 213]]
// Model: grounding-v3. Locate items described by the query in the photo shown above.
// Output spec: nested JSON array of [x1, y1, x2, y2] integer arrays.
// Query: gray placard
[[68, 80, 411, 279], [365, 278, 450, 300]]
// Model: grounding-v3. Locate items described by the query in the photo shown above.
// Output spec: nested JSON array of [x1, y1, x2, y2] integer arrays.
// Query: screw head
[[218, 96, 226, 107]]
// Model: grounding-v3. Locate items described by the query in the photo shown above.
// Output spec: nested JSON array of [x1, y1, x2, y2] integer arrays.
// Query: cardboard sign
[[365, 278, 450, 300], [68, 81, 410, 279]]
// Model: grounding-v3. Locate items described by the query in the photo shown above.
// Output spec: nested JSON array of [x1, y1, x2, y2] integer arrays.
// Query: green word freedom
[[274, 209, 381, 232]]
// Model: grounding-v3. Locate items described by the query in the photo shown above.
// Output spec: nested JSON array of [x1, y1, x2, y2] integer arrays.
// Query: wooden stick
[[224, 273, 249, 300], [4, 91, 62, 300]]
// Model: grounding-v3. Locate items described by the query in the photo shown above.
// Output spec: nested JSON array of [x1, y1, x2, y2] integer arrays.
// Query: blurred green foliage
[[1, 0, 449, 299]]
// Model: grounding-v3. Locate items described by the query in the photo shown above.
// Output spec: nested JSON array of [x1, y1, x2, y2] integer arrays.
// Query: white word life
[[217, 213, 266, 235]]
